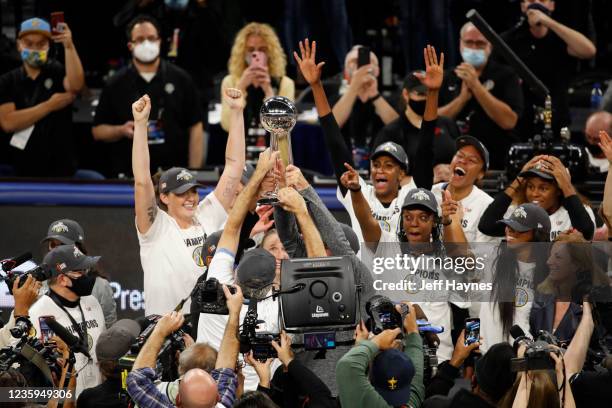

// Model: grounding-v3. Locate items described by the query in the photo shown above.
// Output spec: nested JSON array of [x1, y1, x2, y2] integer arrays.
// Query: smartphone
[[50, 11, 64, 35], [38, 316, 55, 343], [247, 51, 268, 69], [304, 332, 336, 351], [358, 46, 371, 68], [464, 318, 480, 346]]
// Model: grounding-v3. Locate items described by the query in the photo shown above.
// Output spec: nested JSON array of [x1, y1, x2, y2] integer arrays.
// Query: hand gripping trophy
[[258, 96, 297, 205]]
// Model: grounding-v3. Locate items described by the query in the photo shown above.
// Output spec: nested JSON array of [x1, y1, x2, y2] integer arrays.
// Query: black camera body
[[0, 336, 63, 386], [196, 277, 236, 315], [511, 330, 561, 372], [365, 295, 409, 335], [507, 142, 586, 182], [249, 332, 281, 360], [1, 254, 53, 295]]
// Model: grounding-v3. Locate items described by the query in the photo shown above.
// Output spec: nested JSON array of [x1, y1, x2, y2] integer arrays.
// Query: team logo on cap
[[411, 191, 430, 201], [513, 207, 528, 219], [73, 246, 83, 258], [380, 143, 398, 152], [56, 262, 67, 272], [387, 377, 398, 390], [176, 169, 193, 182], [51, 222, 69, 233]]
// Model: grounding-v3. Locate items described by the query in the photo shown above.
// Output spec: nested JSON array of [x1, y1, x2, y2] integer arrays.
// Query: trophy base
[[257, 196, 280, 206]]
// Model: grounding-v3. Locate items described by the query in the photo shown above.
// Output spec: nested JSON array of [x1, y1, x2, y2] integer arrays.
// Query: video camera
[[1, 252, 53, 295], [0, 335, 64, 387], [365, 295, 409, 335], [511, 327, 561, 372], [195, 277, 237, 315], [239, 298, 280, 361]]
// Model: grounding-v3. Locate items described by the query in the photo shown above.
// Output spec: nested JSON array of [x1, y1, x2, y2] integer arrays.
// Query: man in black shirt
[[374, 71, 458, 179], [501, 0, 596, 138], [439, 22, 523, 170], [0, 18, 84, 177], [93, 15, 204, 177]]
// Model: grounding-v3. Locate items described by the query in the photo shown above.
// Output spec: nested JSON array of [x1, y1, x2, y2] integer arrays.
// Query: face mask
[[67, 274, 96, 297], [408, 99, 426, 116], [133, 40, 160, 64], [21, 48, 48, 68], [587, 143, 603, 156], [165, 0, 189, 10], [461, 47, 487, 68]]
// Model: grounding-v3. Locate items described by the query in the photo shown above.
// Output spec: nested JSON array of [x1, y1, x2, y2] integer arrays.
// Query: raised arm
[[441, 189, 469, 244], [294, 39, 353, 191], [54, 23, 85, 93], [599, 131, 612, 229], [528, 9, 596, 59], [188, 122, 205, 169], [131, 95, 157, 235], [278, 187, 326, 257], [214, 88, 246, 211], [341, 162, 381, 245], [215, 285, 243, 370]]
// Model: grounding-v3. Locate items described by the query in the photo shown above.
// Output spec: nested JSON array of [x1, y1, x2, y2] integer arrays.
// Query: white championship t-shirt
[[431, 183, 499, 243], [29, 294, 106, 397], [138, 192, 227, 315], [504, 204, 596, 242], [479, 260, 535, 352], [337, 177, 417, 245], [196, 250, 282, 392]]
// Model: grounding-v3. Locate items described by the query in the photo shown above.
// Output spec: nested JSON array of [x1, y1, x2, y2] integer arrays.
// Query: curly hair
[[228, 22, 287, 79]]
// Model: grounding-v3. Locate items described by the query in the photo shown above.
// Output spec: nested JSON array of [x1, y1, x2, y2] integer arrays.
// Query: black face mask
[[586, 143, 603, 156], [408, 99, 426, 116], [67, 274, 96, 297]]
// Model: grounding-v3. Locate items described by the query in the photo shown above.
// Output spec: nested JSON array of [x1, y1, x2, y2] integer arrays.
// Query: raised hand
[[278, 187, 308, 215], [132, 94, 151, 123], [542, 155, 574, 195], [293, 38, 326, 85], [440, 189, 460, 225], [598, 130, 612, 164], [251, 205, 275, 236], [354, 320, 370, 343], [153, 311, 184, 338], [224, 87, 245, 110], [52, 23, 74, 49], [12, 275, 41, 317], [255, 148, 281, 175], [414, 45, 445, 90], [285, 164, 309, 191], [340, 162, 360, 191]]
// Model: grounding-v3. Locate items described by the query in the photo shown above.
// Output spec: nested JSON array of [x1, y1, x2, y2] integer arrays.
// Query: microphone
[[268, 283, 306, 300], [1, 252, 33, 272], [510, 324, 531, 349], [44, 317, 91, 359]]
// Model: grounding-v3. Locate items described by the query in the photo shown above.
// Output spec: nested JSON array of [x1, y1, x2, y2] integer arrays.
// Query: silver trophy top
[[260, 96, 297, 133]]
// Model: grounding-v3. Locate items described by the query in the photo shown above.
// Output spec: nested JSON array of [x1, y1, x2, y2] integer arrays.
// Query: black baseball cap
[[371, 142, 409, 171], [236, 248, 276, 289], [402, 188, 439, 215], [518, 167, 555, 182], [241, 163, 256, 186], [475, 343, 516, 402], [498, 203, 551, 235], [42, 245, 100, 275], [41, 219, 85, 245], [371, 349, 416, 406], [96, 319, 141, 361], [402, 71, 427, 95], [456, 135, 490, 171], [159, 167, 204, 194]]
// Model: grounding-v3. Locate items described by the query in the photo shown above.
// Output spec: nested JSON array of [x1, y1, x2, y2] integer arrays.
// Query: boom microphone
[[44, 317, 91, 359], [1, 252, 33, 272], [510, 324, 531, 349]]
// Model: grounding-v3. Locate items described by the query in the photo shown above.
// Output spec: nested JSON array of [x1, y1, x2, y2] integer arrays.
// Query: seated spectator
[[220, 22, 294, 136], [372, 71, 459, 178], [478, 154, 596, 241], [583, 111, 612, 173], [0, 17, 84, 177], [501, 0, 596, 138], [336, 302, 424, 408], [76, 319, 141, 408], [424, 334, 516, 408], [93, 15, 205, 177], [332, 45, 399, 153], [42, 219, 117, 327], [127, 306, 239, 408], [531, 231, 610, 344], [438, 22, 523, 169]]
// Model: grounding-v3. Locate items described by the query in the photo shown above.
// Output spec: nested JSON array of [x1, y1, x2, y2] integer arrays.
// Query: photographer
[[0, 275, 41, 348], [336, 302, 424, 408], [28, 244, 106, 397], [127, 308, 238, 408]]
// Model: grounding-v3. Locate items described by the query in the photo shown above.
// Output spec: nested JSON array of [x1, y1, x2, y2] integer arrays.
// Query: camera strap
[[48, 291, 88, 348]]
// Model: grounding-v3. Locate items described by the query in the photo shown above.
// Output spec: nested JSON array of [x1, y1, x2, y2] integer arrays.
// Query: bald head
[[176, 368, 219, 408], [585, 111, 612, 145]]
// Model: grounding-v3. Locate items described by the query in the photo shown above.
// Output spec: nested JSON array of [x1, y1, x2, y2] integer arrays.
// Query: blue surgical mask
[[461, 47, 487, 68], [21, 48, 48, 68], [165, 0, 189, 10]]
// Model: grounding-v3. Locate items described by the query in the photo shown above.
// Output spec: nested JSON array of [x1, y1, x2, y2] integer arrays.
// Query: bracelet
[[440, 218, 452, 226], [368, 93, 381, 103]]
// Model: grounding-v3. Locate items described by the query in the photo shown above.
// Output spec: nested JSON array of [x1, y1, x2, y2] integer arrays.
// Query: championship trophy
[[258, 96, 297, 205]]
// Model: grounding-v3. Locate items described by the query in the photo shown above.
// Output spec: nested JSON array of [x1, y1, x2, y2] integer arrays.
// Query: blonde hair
[[228, 22, 287, 79]]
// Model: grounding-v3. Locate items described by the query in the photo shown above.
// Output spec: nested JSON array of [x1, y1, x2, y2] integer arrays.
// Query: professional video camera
[[195, 277, 237, 315], [239, 298, 280, 361], [0, 252, 53, 295], [0, 334, 64, 387], [510, 326, 561, 371], [365, 295, 409, 335]]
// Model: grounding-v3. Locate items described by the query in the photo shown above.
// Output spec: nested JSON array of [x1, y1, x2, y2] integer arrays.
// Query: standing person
[[438, 22, 523, 169], [478, 155, 596, 241], [28, 245, 106, 397], [220, 22, 294, 134], [93, 15, 205, 177], [0, 17, 84, 177], [42, 218, 117, 327], [501, 0, 596, 138], [131, 88, 245, 316]]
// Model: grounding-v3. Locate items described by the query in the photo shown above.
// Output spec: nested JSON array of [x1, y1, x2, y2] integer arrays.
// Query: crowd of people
[[2, 1, 612, 407]]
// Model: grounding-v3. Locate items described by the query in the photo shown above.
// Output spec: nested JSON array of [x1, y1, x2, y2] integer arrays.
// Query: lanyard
[[48, 291, 88, 346]]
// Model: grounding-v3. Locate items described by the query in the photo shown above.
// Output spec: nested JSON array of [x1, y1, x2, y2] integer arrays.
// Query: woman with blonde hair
[[220, 22, 295, 132]]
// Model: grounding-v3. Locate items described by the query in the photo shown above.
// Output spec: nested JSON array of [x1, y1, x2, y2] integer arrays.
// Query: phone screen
[[358, 46, 370, 67], [38, 316, 55, 343], [465, 318, 480, 346], [304, 332, 336, 350], [50, 12, 65, 35]]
